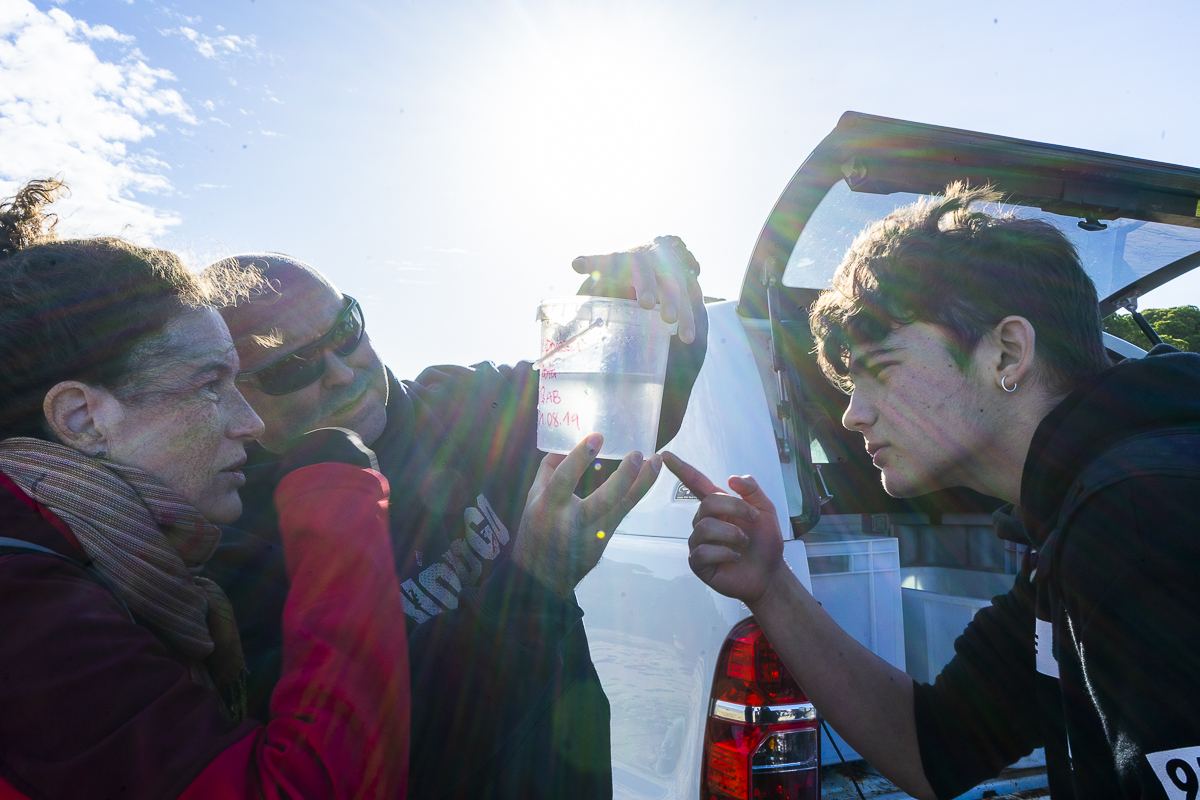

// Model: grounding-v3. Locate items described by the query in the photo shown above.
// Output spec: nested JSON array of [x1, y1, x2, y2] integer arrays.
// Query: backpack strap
[[1033, 426, 1200, 584], [0, 536, 134, 622]]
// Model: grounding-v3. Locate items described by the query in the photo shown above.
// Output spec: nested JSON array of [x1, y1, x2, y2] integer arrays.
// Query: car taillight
[[702, 617, 820, 800]]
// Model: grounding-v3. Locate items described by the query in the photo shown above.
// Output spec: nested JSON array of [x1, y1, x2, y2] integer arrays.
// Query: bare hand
[[572, 235, 702, 343], [662, 451, 786, 607], [513, 433, 662, 598]]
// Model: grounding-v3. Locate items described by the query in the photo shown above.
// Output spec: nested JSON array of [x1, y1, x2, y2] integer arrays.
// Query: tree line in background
[[1104, 306, 1200, 353]]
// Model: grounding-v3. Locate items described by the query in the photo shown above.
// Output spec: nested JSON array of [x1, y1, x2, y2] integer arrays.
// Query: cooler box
[[900, 567, 1046, 769], [900, 567, 1015, 685]]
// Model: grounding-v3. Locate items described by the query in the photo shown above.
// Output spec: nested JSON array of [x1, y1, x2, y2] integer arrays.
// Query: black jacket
[[205, 303, 707, 799], [913, 346, 1200, 800]]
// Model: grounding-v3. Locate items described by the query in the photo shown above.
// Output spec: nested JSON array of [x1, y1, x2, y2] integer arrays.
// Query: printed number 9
[[1168, 758, 1199, 800]]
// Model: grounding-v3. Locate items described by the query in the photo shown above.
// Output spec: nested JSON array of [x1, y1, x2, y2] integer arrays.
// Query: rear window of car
[[783, 179, 1200, 301]]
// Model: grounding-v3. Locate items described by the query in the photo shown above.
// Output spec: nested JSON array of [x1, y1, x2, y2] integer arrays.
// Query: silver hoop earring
[[1001, 375, 1017, 393]]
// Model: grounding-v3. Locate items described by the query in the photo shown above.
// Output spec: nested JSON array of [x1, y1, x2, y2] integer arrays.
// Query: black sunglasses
[[236, 296, 366, 396]]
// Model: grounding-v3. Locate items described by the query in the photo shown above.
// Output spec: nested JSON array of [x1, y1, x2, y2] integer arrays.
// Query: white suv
[[576, 111, 1200, 800]]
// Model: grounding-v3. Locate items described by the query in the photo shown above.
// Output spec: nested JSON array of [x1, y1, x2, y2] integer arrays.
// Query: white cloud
[[162, 25, 258, 62], [0, 0, 194, 242], [259, 130, 279, 137], [208, 116, 230, 127], [200, 99, 214, 111], [195, 183, 227, 189], [48, 9, 133, 43], [159, 8, 201, 26]]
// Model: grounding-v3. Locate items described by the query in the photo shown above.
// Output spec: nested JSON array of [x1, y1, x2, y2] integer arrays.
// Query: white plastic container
[[535, 297, 676, 459], [804, 532, 904, 765], [900, 567, 1016, 684], [901, 567, 1048, 770]]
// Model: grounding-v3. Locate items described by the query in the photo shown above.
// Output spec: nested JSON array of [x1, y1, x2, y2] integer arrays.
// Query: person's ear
[[43, 382, 117, 456], [992, 316, 1036, 393]]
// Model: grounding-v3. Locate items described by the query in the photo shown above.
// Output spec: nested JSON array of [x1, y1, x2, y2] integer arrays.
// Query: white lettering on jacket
[[400, 494, 511, 624], [1147, 746, 1200, 800], [1035, 617, 1060, 679]]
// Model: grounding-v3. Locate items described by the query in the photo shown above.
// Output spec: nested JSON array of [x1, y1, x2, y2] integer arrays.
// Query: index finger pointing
[[661, 451, 721, 500]]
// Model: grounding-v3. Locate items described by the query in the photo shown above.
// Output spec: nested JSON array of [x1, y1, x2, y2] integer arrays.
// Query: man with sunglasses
[[203, 239, 707, 800]]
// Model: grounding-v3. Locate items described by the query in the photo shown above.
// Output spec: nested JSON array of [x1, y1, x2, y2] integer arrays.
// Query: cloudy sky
[[3, 0, 1198, 378]]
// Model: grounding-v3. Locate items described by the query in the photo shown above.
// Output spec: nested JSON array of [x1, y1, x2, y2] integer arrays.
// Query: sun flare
[[465, 7, 708, 233]]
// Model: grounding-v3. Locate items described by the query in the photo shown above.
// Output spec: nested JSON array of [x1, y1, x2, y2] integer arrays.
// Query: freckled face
[[232, 277, 388, 453], [841, 322, 992, 498], [100, 308, 265, 524]]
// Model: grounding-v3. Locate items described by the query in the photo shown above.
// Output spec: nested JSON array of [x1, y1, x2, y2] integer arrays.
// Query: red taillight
[[702, 617, 820, 800]]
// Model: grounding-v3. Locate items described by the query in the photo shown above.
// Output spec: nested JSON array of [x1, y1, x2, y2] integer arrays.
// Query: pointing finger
[[662, 451, 720, 500]]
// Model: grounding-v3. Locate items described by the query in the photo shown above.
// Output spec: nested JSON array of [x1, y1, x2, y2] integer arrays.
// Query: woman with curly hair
[[0, 179, 409, 799]]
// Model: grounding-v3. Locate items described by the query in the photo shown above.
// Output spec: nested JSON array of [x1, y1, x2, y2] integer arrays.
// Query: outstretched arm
[[664, 452, 937, 800]]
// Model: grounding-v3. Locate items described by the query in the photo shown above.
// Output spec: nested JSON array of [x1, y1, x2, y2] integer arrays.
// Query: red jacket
[[0, 463, 409, 799]]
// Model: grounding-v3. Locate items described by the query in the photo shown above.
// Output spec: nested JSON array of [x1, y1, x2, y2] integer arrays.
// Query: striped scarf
[[0, 437, 247, 720]]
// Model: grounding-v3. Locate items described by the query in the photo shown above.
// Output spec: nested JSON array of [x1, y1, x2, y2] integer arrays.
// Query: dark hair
[[810, 182, 1112, 394], [0, 179, 258, 439]]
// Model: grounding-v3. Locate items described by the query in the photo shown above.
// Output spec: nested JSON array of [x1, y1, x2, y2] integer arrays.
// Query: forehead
[[135, 308, 239, 382], [225, 270, 344, 370], [164, 307, 234, 352]]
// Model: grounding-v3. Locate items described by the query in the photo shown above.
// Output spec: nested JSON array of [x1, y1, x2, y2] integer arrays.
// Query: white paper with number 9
[[1148, 746, 1200, 800]]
